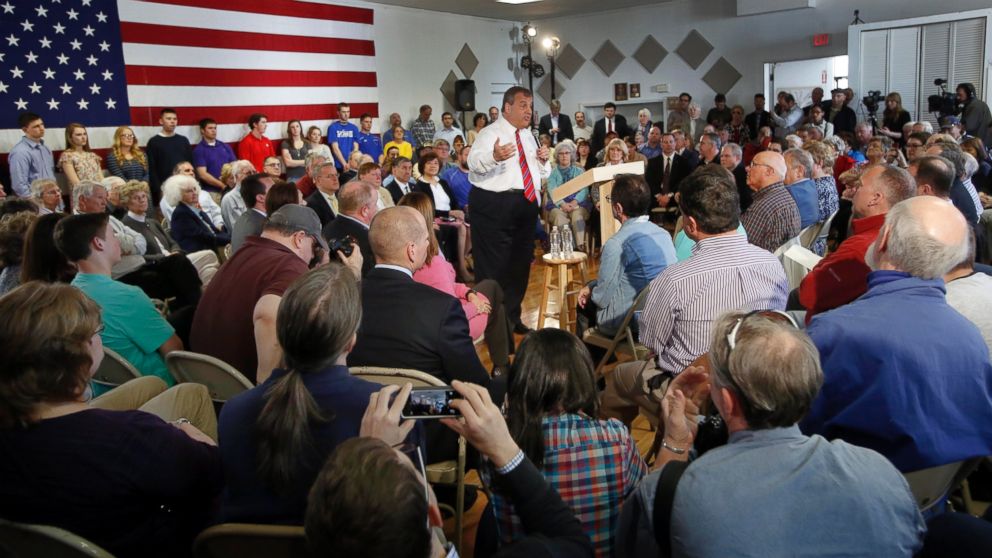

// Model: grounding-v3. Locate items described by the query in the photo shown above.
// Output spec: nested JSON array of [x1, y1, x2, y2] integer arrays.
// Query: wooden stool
[[538, 251, 589, 333]]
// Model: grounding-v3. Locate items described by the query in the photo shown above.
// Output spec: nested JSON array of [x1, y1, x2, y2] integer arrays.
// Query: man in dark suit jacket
[[321, 180, 376, 277], [538, 99, 574, 146], [644, 132, 698, 208], [230, 174, 272, 253], [590, 102, 630, 156], [349, 206, 499, 459], [303, 162, 339, 227]]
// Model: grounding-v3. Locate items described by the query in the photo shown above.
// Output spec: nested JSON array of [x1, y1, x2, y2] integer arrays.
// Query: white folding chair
[[165, 350, 253, 404]]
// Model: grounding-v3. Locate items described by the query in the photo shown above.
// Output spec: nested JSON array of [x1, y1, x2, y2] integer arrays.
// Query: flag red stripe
[[125, 66, 378, 87], [129, 103, 380, 127], [137, 0, 374, 24], [120, 22, 375, 56]]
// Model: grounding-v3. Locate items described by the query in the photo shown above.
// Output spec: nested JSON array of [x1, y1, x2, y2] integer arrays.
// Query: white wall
[[531, 0, 992, 118]]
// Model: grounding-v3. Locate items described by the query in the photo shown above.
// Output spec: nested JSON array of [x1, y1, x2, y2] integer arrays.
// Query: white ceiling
[[369, 0, 676, 20]]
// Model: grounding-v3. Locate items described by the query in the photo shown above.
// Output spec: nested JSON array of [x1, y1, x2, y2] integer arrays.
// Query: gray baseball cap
[[267, 205, 329, 250]]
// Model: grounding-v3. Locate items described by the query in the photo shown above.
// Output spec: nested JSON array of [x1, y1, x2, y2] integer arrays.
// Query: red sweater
[[237, 133, 275, 174], [799, 212, 885, 323]]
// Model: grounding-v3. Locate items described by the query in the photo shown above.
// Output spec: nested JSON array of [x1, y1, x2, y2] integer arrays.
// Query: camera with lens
[[861, 90, 883, 114], [927, 79, 958, 117], [328, 235, 356, 257]]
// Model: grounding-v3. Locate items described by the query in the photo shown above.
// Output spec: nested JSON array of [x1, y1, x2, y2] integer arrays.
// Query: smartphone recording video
[[401, 387, 460, 419]]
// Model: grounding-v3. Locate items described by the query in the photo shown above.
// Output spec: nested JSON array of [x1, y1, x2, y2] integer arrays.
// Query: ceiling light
[[522, 24, 537, 38], [499, 1, 543, 4]]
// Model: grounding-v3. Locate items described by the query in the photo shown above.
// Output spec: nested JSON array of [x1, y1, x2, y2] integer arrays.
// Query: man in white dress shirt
[[468, 87, 551, 333]]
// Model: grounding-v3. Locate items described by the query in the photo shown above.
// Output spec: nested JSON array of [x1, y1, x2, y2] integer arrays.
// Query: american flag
[[0, 0, 378, 153]]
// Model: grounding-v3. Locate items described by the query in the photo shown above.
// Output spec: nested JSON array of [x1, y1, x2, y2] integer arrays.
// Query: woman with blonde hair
[[880, 92, 912, 147], [58, 123, 103, 186], [399, 192, 512, 374], [106, 125, 148, 181]]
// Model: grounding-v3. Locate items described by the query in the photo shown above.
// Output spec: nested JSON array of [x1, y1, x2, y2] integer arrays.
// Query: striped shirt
[[639, 233, 789, 374], [741, 182, 802, 253], [486, 413, 646, 558]]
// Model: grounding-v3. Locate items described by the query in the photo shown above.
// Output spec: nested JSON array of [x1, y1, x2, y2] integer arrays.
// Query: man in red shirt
[[237, 113, 276, 174], [799, 164, 916, 322]]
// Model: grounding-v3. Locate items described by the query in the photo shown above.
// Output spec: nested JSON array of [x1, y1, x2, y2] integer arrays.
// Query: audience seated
[[440, 146, 473, 211], [741, 150, 802, 252], [158, 162, 225, 229], [944, 230, 992, 354], [0, 211, 37, 295], [191, 205, 351, 384], [801, 196, 992, 472], [322, 180, 378, 277], [804, 141, 841, 255], [545, 140, 592, 249], [782, 148, 820, 228], [219, 159, 257, 230], [218, 263, 420, 525], [488, 329, 645, 557], [120, 180, 220, 286], [798, 164, 915, 322], [304, 162, 341, 227], [30, 177, 63, 214], [306, 380, 595, 558], [0, 282, 220, 558], [577, 174, 675, 337], [21, 212, 75, 283], [604, 166, 788, 423], [400, 192, 512, 373], [163, 175, 231, 253], [413, 152, 466, 269], [616, 311, 925, 557], [230, 173, 275, 253]]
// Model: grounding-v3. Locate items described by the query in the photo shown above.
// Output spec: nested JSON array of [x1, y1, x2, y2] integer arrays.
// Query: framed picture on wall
[[629, 83, 641, 98], [614, 83, 628, 101]]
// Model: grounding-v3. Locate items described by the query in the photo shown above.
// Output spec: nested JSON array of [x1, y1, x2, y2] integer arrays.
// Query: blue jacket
[[802, 271, 992, 472], [169, 202, 231, 253], [785, 178, 820, 228], [591, 216, 676, 335]]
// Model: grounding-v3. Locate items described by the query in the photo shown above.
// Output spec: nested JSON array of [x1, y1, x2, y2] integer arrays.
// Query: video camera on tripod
[[927, 79, 958, 118], [861, 90, 883, 130]]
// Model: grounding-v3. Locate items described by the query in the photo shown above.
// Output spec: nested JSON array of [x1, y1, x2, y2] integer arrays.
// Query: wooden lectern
[[549, 161, 645, 244]]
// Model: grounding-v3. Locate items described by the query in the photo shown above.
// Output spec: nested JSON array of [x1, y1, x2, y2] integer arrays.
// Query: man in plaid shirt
[[411, 104, 437, 149], [740, 151, 801, 252]]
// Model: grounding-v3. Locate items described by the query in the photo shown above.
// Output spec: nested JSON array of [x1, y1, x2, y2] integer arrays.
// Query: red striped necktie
[[514, 130, 537, 203]]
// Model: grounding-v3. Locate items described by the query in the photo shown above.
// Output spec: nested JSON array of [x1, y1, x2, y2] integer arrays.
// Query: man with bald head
[[741, 150, 801, 252], [802, 196, 992, 473], [799, 164, 916, 321]]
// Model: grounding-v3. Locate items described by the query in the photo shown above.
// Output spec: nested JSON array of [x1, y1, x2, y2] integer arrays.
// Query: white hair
[[866, 198, 969, 279], [30, 177, 58, 200], [784, 135, 803, 150], [962, 152, 979, 178], [638, 108, 652, 119], [915, 121, 934, 134], [229, 160, 257, 185], [162, 174, 201, 207], [72, 180, 105, 208]]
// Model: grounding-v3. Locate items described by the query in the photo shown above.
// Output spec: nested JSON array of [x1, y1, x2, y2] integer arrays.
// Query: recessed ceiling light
[[497, 0, 543, 4]]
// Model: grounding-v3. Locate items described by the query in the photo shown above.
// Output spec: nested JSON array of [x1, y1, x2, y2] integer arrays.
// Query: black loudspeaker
[[454, 80, 476, 111]]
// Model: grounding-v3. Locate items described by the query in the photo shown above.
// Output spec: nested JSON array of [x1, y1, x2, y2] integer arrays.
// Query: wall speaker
[[454, 80, 476, 111]]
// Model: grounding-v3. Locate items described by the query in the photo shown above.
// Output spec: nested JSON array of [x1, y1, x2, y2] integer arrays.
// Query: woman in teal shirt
[[544, 140, 591, 251]]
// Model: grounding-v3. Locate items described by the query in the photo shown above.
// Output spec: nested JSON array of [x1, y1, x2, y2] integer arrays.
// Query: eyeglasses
[[747, 162, 773, 171], [93, 323, 105, 336], [120, 134, 134, 139], [716, 310, 799, 408]]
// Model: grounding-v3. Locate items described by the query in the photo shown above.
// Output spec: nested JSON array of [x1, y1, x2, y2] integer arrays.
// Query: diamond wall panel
[[592, 40, 625, 77], [456, 44, 479, 78], [702, 57, 743, 94], [556, 43, 586, 79], [675, 30, 713, 70], [633, 35, 668, 73], [440, 70, 458, 108], [536, 76, 567, 106]]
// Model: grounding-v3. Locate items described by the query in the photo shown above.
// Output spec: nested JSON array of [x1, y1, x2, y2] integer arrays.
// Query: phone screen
[[401, 387, 460, 419]]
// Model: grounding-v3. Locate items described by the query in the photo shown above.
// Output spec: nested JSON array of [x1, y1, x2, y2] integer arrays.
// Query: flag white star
[[39, 36, 52, 48], [56, 52, 69, 64], [35, 5, 48, 17], [102, 69, 113, 80], [0, 81, 7, 94], [43, 67, 55, 79], [53, 22, 65, 34], [20, 20, 34, 32], [66, 8, 78, 20], [60, 83, 72, 94], [73, 69, 85, 80], [96, 11, 108, 23], [10, 66, 23, 78], [25, 51, 38, 63], [86, 55, 97, 66], [15, 98, 28, 110], [89, 83, 100, 94], [0, 53, 4, 62], [69, 39, 81, 50], [6, 34, 19, 47], [1, 2, 14, 14], [77, 98, 89, 110], [28, 82, 41, 94], [81, 0, 92, 6], [98, 41, 109, 52], [82, 25, 94, 37], [47, 98, 60, 110], [105, 97, 116, 109]]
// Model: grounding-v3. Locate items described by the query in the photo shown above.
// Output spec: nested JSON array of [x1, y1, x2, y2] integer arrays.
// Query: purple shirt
[[193, 139, 237, 191]]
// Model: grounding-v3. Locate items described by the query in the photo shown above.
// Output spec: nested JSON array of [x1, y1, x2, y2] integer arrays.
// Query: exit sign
[[813, 34, 830, 47]]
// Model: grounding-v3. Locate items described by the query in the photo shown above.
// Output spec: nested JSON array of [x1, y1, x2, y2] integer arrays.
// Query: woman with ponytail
[[218, 263, 421, 524]]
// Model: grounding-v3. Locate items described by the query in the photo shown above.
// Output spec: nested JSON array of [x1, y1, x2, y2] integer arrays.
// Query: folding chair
[[582, 287, 652, 378], [165, 350, 253, 404], [193, 523, 309, 558], [349, 366, 467, 553], [903, 458, 981, 514], [0, 519, 115, 558], [92, 347, 142, 391]]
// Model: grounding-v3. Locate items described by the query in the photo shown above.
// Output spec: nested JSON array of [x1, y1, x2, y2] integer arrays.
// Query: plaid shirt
[[741, 181, 801, 253], [485, 413, 646, 558], [411, 118, 436, 148]]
